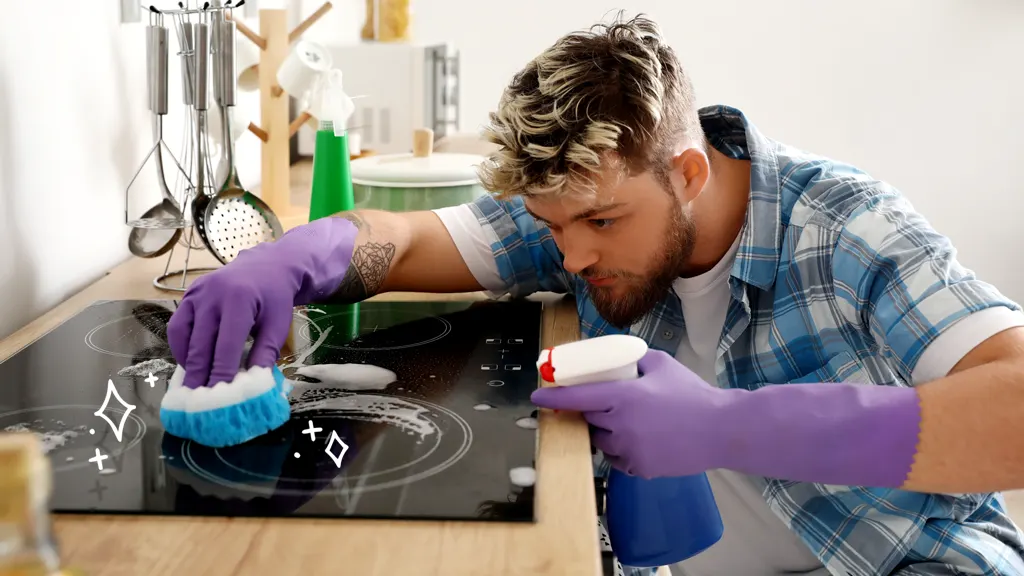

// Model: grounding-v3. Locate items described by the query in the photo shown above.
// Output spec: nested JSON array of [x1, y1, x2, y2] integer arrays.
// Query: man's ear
[[669, 147, 710, 205]]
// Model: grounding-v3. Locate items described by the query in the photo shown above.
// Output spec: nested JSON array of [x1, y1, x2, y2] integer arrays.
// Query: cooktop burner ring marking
[[299, 309, 452, 352], [288, 394, 468, 482], [178, 396, 472, 496], [0, 405, 147, 473], [211, 414, 443, 483], [84, 310, 174, 359], [86, 309, 319, 359]]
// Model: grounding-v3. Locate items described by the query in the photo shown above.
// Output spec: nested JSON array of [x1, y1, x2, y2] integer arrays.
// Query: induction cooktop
[[0, 299, 543, 523]]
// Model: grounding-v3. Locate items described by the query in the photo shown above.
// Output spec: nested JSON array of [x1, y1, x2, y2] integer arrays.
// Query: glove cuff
[[240, 215, 358, 305], [714, 383, 922, 488]]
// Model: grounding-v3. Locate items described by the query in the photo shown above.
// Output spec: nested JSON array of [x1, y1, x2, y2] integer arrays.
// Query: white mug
[[276, 40, 333, 99]]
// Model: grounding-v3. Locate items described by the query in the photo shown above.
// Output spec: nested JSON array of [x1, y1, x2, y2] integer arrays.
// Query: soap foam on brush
[[162, 365, 281, 413], [294, 364, 397, 390]]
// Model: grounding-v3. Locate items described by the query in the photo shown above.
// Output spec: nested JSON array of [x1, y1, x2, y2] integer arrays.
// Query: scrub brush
[[160, 364, 293, 448]]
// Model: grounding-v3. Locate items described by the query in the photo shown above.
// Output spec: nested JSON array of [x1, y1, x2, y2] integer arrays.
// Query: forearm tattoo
[[330, 213, 397, 303]]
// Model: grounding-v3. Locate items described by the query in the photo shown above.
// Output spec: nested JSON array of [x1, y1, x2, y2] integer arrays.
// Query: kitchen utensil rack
[[229, 2, 333, 230], [123, 0, 300, 292], [124, 4, 221, 292]]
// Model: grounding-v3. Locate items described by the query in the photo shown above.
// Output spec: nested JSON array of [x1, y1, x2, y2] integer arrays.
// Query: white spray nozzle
[[536, 334, 649, 387], [306, 68, 355, 137]]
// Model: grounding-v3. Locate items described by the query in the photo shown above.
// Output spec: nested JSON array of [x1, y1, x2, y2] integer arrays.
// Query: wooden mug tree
[[228, 2, 332, 230]]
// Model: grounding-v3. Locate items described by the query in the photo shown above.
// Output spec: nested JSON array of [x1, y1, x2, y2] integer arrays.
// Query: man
[[167, 13, 1024, 576]]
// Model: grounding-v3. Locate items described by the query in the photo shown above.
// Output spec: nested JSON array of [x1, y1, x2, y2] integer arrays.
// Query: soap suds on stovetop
[[514, 417, 538, 430], [509, 466, 537, 487], [3, 423, 82, 454], [118, 358, 176, 377], [294, 364, 397, 391]]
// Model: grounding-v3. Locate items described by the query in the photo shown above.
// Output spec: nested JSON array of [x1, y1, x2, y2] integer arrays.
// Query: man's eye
[[589, 219, 615, 229]]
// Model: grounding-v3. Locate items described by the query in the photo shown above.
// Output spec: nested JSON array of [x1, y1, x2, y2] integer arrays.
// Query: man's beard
[[582, 203, 695, 329]]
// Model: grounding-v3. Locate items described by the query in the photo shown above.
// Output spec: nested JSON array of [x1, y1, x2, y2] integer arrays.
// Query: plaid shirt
[[465, 105, 1024, 575]]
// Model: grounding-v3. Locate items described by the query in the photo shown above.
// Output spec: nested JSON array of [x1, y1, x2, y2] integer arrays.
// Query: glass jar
[[361, 0, 413, 42], [0, 433, 76, 576]]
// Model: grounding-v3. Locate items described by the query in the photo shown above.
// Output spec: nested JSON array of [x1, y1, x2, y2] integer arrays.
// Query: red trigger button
[[539, 348, 555, 382]]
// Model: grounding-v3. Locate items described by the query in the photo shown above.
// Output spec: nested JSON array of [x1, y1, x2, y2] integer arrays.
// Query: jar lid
[[350, 152, 487, 188]]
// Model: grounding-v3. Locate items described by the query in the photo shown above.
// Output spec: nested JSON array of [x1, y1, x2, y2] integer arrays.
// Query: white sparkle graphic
[[324, 430, 349, 468], [94, 379, 137, 442], [88, 448, 109, 471], [144, 372, 159, 387], [302, 419, 323, 442]]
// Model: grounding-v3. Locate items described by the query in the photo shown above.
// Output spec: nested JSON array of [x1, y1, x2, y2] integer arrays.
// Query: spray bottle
[[305, 70, 360, 348], [307, 69, 357, 222], [536, 334, 724, 567]]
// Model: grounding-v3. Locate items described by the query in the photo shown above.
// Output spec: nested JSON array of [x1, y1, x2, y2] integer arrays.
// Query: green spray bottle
[[306, 69, 360, 349], [309, 120, 354, 221], [308, 69, 356, 222]]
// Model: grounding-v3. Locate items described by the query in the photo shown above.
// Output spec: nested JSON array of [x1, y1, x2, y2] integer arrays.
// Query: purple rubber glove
[[167, 216, 359, 389], [531, 349, 923, 489]]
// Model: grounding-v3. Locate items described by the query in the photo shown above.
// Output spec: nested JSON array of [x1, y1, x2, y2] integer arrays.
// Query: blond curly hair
[[477, 13, 704, 199]]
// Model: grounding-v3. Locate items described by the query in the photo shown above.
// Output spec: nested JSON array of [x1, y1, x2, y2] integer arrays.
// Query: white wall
[[0, 0, 262, 340], [410, 0, 1024, 299], [1, 0, 1021, 340]]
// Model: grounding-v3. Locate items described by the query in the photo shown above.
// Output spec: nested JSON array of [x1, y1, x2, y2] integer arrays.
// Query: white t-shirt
[[434, 205, 1024, 576]]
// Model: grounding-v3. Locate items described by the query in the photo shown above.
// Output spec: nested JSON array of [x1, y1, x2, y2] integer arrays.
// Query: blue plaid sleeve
[[831, 192, 1021, 380], [465, 194, 573, 297]]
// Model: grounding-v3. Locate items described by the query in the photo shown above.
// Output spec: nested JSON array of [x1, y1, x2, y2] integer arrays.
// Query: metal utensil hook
[[146, 5, 163, 27], [139, 1, 236, 17]]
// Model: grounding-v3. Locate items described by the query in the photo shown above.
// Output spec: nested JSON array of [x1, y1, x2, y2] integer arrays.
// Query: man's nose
[[559, 234, 599, 275]]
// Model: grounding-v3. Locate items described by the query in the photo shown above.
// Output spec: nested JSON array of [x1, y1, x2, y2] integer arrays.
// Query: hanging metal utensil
[[202, 15, 283, 264], [125, 10, 192, 259], [189, 19, 216, 253], [179, 18, 194, 107], [210, 3, 242, 191]]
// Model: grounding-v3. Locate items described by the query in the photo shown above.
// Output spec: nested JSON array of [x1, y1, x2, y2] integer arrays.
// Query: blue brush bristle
[[160, 365, 291, 448]]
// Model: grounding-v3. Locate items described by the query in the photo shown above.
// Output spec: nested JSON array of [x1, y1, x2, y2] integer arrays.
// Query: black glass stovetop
[[0, 299, 542, 523]]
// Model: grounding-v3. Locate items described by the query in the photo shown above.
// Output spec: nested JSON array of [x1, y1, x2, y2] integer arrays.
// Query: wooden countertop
[[0, 248, 602, 575]]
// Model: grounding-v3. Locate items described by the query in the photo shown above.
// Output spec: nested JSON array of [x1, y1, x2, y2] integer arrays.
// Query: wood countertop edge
[[0, 251, 602, 575]]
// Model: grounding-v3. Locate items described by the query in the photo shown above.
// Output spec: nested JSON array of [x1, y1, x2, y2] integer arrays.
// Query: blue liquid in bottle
[[605, 469, 724, 567]]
